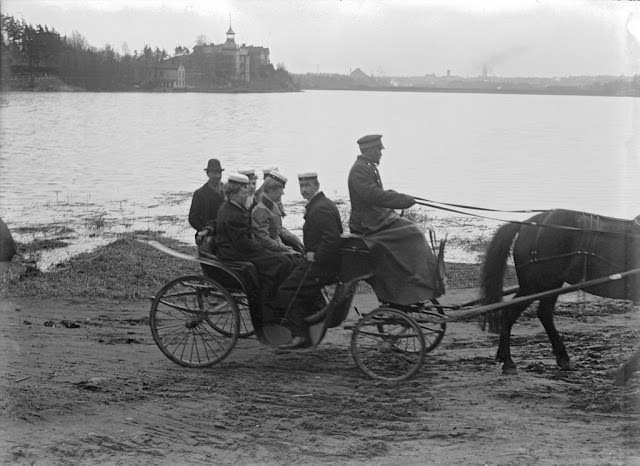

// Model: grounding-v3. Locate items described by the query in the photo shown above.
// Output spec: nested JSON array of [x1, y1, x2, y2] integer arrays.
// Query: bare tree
[[195, 34, 208, 46]]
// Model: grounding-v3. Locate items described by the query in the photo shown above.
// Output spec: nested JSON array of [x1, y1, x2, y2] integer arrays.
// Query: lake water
[[1, 90, 639, 266]]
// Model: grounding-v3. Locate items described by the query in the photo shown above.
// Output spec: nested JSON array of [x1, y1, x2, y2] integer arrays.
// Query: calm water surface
[[1, 90, 638, 263]]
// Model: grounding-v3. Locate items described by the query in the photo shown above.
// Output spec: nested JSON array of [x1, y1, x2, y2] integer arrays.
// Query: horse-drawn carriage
[[145, 234, 448, 382], [145, 208, 640, 382]]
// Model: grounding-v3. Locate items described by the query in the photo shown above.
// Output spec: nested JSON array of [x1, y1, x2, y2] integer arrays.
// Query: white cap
[[227, 173, 250, 184], [263, 166, 279, 177], [297, 172, 318, 180], [268, 170, 288, 186], [238, 168, 257, 179]]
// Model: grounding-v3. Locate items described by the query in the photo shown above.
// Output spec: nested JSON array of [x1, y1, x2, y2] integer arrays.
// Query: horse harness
[[523, 212, 627, 273]]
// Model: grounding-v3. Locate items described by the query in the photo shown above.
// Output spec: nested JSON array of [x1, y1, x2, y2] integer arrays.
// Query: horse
[[481, 209, 640, 375]]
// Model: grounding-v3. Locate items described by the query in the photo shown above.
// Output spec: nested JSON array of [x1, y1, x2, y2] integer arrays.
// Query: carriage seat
[[198, 249, 260, 293], [339, 233, 372, 282]]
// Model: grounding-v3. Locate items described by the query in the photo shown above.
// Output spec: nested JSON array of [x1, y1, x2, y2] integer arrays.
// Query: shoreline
[[299, 85, 640, 98], [1, 231, 514, 301]]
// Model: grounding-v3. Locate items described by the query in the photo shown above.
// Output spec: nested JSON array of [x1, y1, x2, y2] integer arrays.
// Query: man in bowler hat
[[188, 158, 226, 246]]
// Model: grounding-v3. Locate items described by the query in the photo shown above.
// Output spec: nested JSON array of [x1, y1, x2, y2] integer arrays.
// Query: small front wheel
[[150, 275, 239, 367], [351, 307, 426, 382]]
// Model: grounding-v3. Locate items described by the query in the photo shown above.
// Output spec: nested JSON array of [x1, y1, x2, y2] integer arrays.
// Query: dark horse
[[481, 209, 640, 374]]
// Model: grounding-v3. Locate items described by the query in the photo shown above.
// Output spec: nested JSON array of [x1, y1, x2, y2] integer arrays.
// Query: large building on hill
[[146, 26, 271, 89]]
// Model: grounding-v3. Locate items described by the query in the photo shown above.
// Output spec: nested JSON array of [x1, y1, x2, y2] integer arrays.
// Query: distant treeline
[[295, 72, 640, 98], [0, 14, 161, 90], [0, 13, 296, 92]]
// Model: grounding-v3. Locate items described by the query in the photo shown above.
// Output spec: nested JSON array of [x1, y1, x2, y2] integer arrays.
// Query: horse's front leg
[[537, 296, 571, 370], [495, 301, 529, 375]]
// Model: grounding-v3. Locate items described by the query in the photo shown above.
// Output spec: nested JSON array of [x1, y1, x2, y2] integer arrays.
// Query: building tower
[[224, 25, 237, 50]]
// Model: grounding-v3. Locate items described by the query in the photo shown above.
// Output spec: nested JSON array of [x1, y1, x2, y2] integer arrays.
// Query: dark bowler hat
[[357, 134, 384, 151], [204, 159, 224, 172]]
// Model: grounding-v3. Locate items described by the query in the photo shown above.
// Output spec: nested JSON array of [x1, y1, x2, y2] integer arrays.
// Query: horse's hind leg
[[536, 296, 571, 370], [496, 300, 530, 375]]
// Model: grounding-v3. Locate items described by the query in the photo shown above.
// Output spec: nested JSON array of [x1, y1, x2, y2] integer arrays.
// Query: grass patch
[[3, 231, 518, 301], [447, 234, 490, 256], [18, 238, 70, 254], [445, 262, 517, 289], [12, 224, 75, 235], [4, 233, 200, 300]]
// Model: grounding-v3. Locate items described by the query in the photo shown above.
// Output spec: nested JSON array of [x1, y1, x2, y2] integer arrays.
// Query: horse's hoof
[[558, 360, 572, 371]]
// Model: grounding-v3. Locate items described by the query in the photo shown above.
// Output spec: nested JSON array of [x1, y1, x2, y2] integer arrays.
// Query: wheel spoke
[[351, 307, 426, 382], [150, 275, 240, 368]]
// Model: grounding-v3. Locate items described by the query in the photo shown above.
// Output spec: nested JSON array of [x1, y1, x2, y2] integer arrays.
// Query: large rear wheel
[[150, 275, 239, 367], [351, 307, 426, 382], [208, 291, 254, 338]]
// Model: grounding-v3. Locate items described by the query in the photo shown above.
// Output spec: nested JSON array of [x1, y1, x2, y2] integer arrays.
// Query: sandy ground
[[1, 289, 639, 465]]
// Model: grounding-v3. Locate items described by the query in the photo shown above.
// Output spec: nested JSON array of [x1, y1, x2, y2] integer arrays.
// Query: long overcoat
[[347, 155, 441, 305]]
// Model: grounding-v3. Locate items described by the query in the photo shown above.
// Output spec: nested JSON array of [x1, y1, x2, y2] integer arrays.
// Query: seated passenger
[[273, 172, 343, 349], [254, 166, 278, 203], [216, 173, 295, 301], [348, 134, 442, 306], [251, 171, 304, 256], [238, 168, 258, 210]]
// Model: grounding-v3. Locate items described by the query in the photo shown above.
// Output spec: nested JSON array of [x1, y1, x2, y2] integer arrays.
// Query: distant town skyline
[[3, 0, 640, 77]]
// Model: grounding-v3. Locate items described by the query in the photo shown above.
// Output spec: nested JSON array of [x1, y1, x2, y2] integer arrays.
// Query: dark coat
[[303, 192, 343, 271], [347, 155, 414, 233], [215, 200, 263, 260], [216, 200, 294, 300], [188, 182, 225, 231]]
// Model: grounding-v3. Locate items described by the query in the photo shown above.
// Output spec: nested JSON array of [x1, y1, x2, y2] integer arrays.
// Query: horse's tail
[[481, 222, 521, 333]]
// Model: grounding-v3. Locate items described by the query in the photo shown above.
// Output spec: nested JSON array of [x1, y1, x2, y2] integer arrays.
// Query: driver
[[348, 134, 442, 306]]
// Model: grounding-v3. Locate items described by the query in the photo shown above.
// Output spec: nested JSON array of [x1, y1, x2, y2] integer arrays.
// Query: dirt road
[[1, 292, 639, 465]]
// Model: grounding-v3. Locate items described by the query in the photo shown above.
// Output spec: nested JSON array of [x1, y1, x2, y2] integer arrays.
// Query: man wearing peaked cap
[[238, 168, 257, 179], [347, 134, 443, 305], [226, 172, 250, 184], [238, 169, 259, 209], [251, 170, 303, 257], [273, 171, 343, 349], [357, 134, 384, 151], [254, 166, 279, 203], [189, 158, 226, 247]]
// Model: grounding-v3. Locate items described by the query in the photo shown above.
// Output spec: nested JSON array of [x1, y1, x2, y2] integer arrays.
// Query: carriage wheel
[[391, 301, 445, 353], [149, 275, 239, 367], [413, 305, 446, 353], [208, 291, 255, 338], [351, 307, 426, 382]]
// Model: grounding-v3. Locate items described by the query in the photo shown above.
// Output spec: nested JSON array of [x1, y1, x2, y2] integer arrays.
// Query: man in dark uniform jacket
[[189, 158, 226, 245], [348, 134, 441, 306], [275, 172, 343, 348], [216, 173, 295, 302]]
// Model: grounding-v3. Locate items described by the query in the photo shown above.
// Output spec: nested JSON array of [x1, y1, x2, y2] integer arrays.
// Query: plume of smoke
[[475, 45, 530, 76]]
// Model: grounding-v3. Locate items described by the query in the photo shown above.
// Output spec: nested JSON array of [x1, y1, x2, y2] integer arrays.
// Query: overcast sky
[[3, 0, 640, 77]]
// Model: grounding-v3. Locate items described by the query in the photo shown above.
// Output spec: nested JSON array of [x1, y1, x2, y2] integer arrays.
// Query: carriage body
[[147, 235, 447, 381]]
